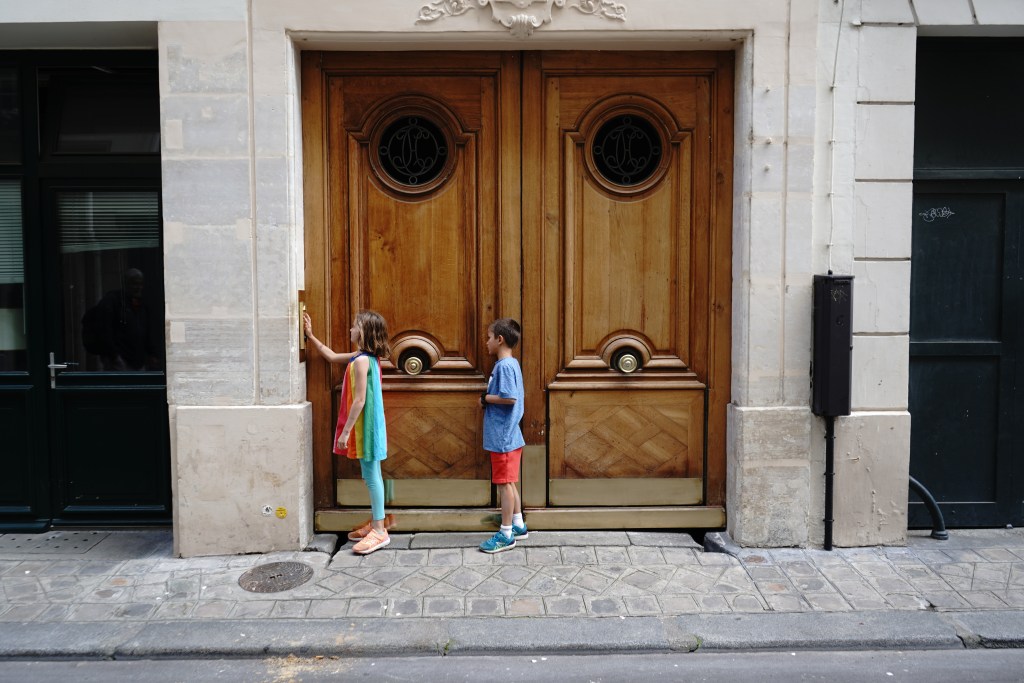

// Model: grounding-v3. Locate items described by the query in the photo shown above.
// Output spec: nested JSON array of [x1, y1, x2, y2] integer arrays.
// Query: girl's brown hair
[[355, 310, 391, 359]]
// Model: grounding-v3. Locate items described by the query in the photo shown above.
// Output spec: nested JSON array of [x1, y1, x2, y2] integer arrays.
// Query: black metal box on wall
[[811, 274, 853, 417]]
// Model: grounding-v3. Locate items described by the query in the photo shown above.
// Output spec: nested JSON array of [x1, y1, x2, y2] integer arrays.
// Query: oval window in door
[[373, 114, 452, 193], [591, 114, 663, 187]]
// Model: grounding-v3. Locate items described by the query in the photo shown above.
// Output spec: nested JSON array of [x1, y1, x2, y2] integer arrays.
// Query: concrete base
[[172, 404, 313, 557]]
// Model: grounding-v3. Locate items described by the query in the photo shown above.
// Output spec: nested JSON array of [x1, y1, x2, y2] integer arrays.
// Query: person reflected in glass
[[81, 267, 160, 371]]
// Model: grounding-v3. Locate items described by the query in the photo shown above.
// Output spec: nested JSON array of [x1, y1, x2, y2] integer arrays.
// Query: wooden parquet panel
[[550, 390, 704, 480]]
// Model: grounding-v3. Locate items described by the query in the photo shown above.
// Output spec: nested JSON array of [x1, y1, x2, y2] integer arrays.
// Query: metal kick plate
[[0, 530, 108, 554]]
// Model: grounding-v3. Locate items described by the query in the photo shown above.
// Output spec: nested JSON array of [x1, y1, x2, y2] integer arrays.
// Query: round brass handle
[[615, 352, 639, 374], [403, 355, 425, 375]]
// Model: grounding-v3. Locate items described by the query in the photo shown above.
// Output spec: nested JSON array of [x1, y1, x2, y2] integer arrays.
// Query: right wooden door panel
[[522, 52, 732, 507]]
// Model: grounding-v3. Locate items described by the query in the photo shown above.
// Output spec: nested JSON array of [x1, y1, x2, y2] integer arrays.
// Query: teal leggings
[[360, 459, 385, 521]]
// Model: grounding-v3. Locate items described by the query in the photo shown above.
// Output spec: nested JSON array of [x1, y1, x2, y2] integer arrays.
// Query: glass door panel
[[56, 190, 164, 374], [0, 179, 26, 372]]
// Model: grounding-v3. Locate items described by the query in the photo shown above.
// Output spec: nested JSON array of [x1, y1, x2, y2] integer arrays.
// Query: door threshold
[[315, 506, 725, 532]]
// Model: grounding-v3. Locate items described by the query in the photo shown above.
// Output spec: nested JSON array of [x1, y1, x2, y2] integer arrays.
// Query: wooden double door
[[303, 51, 732, 529]]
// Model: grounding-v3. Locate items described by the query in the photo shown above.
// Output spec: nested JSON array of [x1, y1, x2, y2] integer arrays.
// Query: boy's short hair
[[489, 318, 521, 349]]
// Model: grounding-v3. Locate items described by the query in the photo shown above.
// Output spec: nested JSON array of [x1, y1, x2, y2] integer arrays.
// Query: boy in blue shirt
[[478, 318, 528, 553]]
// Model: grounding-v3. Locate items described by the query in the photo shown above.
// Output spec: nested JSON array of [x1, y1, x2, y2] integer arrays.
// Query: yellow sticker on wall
[[275, 507, 287, 519]]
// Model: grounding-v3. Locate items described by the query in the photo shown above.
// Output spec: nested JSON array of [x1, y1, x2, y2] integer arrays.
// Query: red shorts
[[489, 447, 523, 484]]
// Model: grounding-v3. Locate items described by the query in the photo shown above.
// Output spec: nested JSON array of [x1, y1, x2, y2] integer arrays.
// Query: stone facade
[[2, 0, 1020, 554]]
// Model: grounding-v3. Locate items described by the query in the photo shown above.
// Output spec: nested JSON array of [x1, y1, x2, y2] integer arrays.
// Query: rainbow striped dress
[[332, 352, 388, 461]]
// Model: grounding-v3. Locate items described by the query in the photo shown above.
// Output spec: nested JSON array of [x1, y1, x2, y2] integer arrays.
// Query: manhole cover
[[238, 561, 314, 593]]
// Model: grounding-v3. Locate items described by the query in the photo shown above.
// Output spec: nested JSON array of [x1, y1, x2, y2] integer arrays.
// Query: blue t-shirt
[[483, 356, 525, 453]]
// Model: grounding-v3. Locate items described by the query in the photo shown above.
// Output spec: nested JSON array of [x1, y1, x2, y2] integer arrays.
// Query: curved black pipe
[[909, 476, 949, 541]]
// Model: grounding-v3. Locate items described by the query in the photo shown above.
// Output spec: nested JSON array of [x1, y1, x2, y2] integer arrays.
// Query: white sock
[[512, 513, 524, 527], [500, 525, 513, 539]]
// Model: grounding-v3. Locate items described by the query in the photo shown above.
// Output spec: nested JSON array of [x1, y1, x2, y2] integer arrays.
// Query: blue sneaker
[[479, 530, 516, 553], [512, 523, 529, 540]]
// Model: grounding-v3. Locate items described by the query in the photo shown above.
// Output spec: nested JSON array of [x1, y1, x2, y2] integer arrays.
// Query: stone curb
[[3, 611, 1017, 659]]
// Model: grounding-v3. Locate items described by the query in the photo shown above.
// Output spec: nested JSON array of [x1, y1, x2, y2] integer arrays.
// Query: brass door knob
[[403, 354, 425, 375], [615, 351, 639, 374]]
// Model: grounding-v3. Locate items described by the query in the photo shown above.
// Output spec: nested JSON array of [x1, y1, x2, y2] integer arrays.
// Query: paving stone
[[961, 591, 1008, 608], [113, 603, 158, 620], [305, 599, 349, 618], [791, 576, 835, 592], [658, 595, 700, 614], [520, 573, 568, 596], [492, 551, 527, 566], [623, 595, 662, 615], [626, 532, 701, 548], [884, 593, 929, 609], [424, 597, 464, 616], [570, 569, 614, 593], [321, 576, 384, 598], [997, 590, 1024, 607], [152, 601, 196, 619], [697, 552, 738, 567], [945, 549, 987, 563], [696, 594, 731, 612], [846, 596, 891, 610], [461, 549, 493, 566], [494, 566, 534, 586], [270, 600, 309, 618], [561, 547, 598, 565], [506, 596, 544, 616], [661, 547, 699, 565], [525, 548, 561, 565], [851, 561, 898, 578], [394, 550, 429, 567], [363, 567, 418, 589], [348, 598, 386, 617], [585, 596, 627, 616], [466, 597, 504, 616], [392, 574, 439, 596], [442, 567, 488, 592], [869, 576, 916, 593], [469, 577, 521, 597], [977, 548, 1020, 562], [627, 547, 666, 565], [192, 600, 236, 619], [805, 593, 853, 611], [922, 591, 971, 609], [388, 597, 422, 617], [531, 532, 629, 547], [543, 595, 586, 616], [730, 594, 767, 612], [748, 566, 785, 581], [764, 593, 809, 611], [0, 603, 48, 622], [427, 549, 464, 566]]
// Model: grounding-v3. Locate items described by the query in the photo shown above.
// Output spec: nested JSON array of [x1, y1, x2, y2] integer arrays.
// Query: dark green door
[[0, 53, 170, 531], [910, 38, 1024, 528], [909, 184, 1023, 527]]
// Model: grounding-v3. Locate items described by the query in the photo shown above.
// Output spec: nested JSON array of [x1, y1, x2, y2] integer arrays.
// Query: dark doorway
[[0, 52, 170, 531], [910, 39, 1024, 528]]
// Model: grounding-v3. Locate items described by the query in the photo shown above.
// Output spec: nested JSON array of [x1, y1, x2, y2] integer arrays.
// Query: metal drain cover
[[238, 561, 313, 593]]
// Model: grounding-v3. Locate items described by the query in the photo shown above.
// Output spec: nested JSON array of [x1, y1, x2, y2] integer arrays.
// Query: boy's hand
[[479, 392, 487, 408]]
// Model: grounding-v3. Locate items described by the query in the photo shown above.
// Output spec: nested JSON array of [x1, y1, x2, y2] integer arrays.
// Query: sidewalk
[[1, 527, 1022, 657]]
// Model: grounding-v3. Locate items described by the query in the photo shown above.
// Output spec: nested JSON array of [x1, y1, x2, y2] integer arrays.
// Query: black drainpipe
[[823, 415, 835, 550]]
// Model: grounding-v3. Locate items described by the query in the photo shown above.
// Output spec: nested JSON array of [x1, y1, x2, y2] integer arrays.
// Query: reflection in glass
[[0, 68, 19, 164], [59, 191, 164, 372], [0, 180, 25, 371], [40, 70, 159, 156]]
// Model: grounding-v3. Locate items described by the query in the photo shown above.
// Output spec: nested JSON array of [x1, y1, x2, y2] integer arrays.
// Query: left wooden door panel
[[303, 52, 522, 508]]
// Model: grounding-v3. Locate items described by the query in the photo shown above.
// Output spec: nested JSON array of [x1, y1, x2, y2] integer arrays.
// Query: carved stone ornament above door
[[417, 0, 627, 39]]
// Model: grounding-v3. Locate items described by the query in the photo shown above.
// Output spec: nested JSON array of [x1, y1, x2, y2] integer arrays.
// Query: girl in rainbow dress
[[304, 310, 392, 554]]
